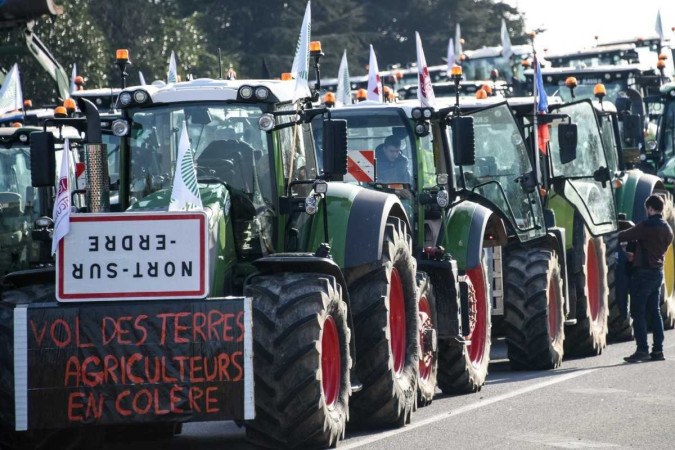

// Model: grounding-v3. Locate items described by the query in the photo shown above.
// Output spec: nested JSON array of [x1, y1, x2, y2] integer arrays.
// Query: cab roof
[[121, 78, 308, 105]]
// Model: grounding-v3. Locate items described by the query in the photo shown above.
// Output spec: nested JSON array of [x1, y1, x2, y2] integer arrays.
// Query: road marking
[[341, 368, 598, 449], [511, 431, 619, 448]]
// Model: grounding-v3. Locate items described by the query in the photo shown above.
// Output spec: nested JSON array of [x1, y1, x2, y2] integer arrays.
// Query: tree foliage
[[0, 0, 526, 104]]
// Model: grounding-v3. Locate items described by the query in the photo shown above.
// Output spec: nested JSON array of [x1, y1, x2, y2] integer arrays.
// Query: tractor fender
[[330, 185, 409, 269], [632, 172, 666, 223], [443, 201, 507, 271]]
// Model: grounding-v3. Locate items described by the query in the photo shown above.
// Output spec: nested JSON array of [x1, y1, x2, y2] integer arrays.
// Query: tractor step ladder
[[486, 246, 504, 315]]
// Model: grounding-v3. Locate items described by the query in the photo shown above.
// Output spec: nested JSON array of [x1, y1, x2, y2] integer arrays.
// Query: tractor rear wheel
[[0, 284, 105, 450], [503, 247, 565, 370], [244, 273, 351, 448], [349, 218, 418, 427], [437, 262, 491, 393], [605, 232, 633, 341], [564, 225, 609, 357], [416, 273, 437, 407]]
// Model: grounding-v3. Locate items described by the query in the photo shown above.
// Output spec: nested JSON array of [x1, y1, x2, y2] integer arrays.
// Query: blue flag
[[534, 57, 547, 113]]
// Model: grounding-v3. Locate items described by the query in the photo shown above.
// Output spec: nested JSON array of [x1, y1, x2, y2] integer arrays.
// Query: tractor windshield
[[0, 147, 38, 275], [318, 108, 417, 189], [463, 56, 526, 83], [460, 103, 546, 241], [127, 103, 273, 206], [548, 100, 617, 235]]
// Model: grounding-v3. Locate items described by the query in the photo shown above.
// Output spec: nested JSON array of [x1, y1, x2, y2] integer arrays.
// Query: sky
[[506, 0, 675, 53]]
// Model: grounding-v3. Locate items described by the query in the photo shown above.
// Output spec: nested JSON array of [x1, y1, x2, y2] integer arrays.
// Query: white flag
[[290, 1, 312, 102], [139, 71, 146, 86], [655, 9, 665, 42], [0, 64, 23, 115], [501, 19, 513, 60], [446, 38, 455, 77], [367, 44, 382, 102], [455, 24, 463, 56], [169, 123, 202, 211], [167, 51, 178, 83], [415, 32, 436, 109], [336, 50, 351, 106], [52, 139, 72, 255], [69, 63, 77, 96]]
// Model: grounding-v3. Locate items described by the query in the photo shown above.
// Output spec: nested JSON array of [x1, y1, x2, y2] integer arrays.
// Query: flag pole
[[530, 32, 541, 187]]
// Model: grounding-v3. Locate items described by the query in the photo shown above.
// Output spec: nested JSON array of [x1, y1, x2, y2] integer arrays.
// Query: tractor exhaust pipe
[[77, 97, 110, 213]]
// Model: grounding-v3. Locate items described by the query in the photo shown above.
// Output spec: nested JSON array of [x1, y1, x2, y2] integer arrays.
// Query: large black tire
[[244, 273, 350, 449], [437, 259, 492, 393], [605, 232, 633, 341], [349, 218, 418, 427], [503, 247, 565, 370], [0, 284, 105, 450], [564, 224, 609, 357], [416, 273, 437, 407]]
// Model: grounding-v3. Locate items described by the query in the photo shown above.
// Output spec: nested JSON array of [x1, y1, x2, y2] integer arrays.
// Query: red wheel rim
[[389, 268, 407, 375], [418, 295, 433, 381], [586, 239, 601, 321], [321, 315, 341, 408], [465, 267, 487, 366], [547, 275, 559, 340]]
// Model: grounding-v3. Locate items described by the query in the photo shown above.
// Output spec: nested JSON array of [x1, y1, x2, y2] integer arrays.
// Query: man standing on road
[[619, 195, 673, 362]]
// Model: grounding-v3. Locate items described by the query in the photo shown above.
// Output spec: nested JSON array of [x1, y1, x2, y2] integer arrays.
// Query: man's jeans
[[629, 268, 664, 353]]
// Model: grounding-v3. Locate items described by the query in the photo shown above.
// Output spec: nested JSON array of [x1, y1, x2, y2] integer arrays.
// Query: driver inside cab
[[376, 135, 411, 183]]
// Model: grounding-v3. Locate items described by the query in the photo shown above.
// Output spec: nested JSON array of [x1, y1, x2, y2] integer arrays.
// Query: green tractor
[[313, 99, 515, 401], [504, 96, 618, 363], [0, 68, 428, 448], [530, 67, 675, 339]]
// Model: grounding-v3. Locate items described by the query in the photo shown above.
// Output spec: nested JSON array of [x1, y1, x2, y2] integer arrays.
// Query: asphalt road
[[104, 330, 675, 449]]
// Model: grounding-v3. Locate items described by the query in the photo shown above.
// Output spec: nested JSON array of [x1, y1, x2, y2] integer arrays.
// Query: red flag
[[537, 123, 549, 155]]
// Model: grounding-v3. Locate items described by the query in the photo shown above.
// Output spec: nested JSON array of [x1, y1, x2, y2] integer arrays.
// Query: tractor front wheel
[[416, 273, 437, 407], [438, 262, 492, 393], [349, 218, 418, 427], [503, 247, 565, 370], [244, 273, 351, 448]]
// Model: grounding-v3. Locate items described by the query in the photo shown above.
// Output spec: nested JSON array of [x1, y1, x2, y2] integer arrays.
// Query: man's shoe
[[650, 351, 665, 361], [624, 351, 651, 363]]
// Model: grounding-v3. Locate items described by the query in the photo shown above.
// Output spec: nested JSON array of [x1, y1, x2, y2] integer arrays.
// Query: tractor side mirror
[[622, 114, 642, 143], [322, 119, 348, 181], [452, 116, 475, 166], [30, 131, 56, 187], [558, 122, 577, 164]]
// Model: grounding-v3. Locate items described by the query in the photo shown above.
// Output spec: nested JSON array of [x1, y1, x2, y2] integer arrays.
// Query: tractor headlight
[[422, 108, 432, 119], [255, 87, 270, 100], [239, 85, 254, 99], [118, 92, 132, 107], [18, 134, 28, 143], [112, 119, 131, 137], [414, 122, 429, 137], [436, 189, 449, 208], [436, 173, 448, 185], [411, 108, 423, 120], [314, 180, 328, 194], [35, 216, 53, 228], [133, 90, 149, 103], [258, 113, 276, 132], [305, 195, 318, 215]]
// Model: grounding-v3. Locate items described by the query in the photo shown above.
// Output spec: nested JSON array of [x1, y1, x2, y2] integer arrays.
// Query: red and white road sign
[[346, 150, 375, 183], [75, 162, 86, 190]]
